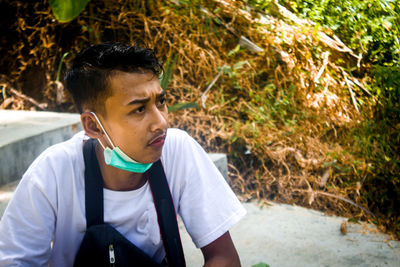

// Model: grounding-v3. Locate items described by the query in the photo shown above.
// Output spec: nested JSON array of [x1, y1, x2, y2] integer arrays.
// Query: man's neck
[[95, 142, 147, 191]]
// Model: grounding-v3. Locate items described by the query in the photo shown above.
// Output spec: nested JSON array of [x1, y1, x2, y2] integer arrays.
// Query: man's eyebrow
[[127, 98, 149, 105], [126, 91, 166, 105]]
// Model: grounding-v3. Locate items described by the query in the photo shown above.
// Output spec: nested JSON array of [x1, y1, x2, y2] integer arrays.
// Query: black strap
[[146, 161, 186, 267], [82, 139, 185, 267], [83, 138, 104, 226]]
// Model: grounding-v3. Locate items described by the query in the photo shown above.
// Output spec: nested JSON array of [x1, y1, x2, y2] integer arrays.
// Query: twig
[[201, 69, 223, 108], [344, 75, 359, 113], [332, 65, 378, 104], [9, 88, 47, 110], [0, 83, 7, 99], [239, 36, 263, 53], [294, 189, 376, 217], [347, 76, 374, 98], [49, 81, 66, 105], [319, 168, 330, 188], [316, 191, 376, 217], [314, 51, 329, 84]]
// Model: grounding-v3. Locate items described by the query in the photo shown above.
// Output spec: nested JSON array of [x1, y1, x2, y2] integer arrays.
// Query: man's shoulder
[[14, 131, 85, 199], [41, 131, 84, 159], [25, 131, 85, 175], [166, 128, 189, 140], [161, 128, 209, 175], [163, 128, 191, 151]]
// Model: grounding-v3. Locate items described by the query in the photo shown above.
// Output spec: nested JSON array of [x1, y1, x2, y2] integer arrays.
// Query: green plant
[[252, 262, 270, 267], [278, 0, 400, 66], [49, 0, 90, 22], [56, 52, 69, 82], [358, 66, 400, 229], [168, 102, 199, 112], [160, 53, 178, 90]]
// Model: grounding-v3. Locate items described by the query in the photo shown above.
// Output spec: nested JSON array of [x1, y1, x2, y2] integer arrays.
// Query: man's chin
[[141, 152, 162, 164]]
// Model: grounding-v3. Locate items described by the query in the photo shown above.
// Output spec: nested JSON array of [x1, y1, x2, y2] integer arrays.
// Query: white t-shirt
[[0, 128, 246, 266]]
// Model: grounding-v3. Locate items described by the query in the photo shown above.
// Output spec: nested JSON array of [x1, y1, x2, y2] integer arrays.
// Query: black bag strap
[[83, 138, 104, 226], [146, 161, 186, 267], [83, 138, 185, 267]]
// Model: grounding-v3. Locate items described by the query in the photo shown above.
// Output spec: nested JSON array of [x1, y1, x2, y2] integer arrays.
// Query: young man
[[0, 42, 246, 266]]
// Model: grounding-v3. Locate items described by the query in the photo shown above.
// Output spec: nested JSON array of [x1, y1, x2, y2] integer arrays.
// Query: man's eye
[[159, 97, 166, 105], [136, 106, 145, 113]]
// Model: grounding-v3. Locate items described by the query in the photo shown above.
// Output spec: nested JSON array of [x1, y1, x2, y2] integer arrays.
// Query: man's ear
[[81, 112, 103, 139]]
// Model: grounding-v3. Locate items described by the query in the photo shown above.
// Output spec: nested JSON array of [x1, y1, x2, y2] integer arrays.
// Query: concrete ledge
[[208, 153, 228, 181], [0, 110, 82, 185]]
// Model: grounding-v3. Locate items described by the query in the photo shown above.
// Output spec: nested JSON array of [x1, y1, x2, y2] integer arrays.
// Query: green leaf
[[227, 44, 241, 57], [160, 53, 178, 90], [348, 218, 359, 223], [252, 262, 270, 267], [233, 60, 248, 70], [56, 52, 70, 82], [168, 102, 198, 112], [49, 0, 90, 23]]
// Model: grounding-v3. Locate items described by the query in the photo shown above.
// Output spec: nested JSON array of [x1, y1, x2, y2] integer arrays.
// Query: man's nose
[[149, 106, 168, 132]]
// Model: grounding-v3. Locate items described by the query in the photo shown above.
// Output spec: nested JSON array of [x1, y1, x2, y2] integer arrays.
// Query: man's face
[[98, 71, 168, 164]]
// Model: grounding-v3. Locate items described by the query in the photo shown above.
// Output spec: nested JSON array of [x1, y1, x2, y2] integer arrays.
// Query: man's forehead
[[109, 70, 157, 83], [108, 72, 161, 96], [103, 73, 161, 108]]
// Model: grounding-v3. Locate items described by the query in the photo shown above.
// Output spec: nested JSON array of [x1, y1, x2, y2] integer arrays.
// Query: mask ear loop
[[90, 112, 115, 149]]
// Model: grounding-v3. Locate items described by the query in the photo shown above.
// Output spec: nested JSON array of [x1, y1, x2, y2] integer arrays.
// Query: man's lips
[[148, 133, 166, 146]]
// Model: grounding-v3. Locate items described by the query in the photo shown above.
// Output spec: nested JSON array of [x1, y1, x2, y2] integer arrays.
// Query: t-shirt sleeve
[[163, 129, 246, 248], [0, 153, 57, 266]]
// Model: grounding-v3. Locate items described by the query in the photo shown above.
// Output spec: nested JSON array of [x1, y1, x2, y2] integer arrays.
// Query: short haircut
[[64, 42, 163, 114]]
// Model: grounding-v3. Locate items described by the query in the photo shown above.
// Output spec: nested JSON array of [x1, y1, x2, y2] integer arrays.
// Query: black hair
[[64, 42, 163, 114]]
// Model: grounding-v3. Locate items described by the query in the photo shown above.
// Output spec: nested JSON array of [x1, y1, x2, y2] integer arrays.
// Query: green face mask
[[91, 112, 153, 173]]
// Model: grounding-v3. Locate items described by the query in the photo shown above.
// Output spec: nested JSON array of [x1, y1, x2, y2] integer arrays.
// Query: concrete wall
[[0, 110, 82, 185], [0, 124, 82, 185]]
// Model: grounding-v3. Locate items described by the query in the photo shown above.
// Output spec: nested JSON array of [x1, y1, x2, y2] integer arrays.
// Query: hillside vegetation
[[0, 0, 399, 238]]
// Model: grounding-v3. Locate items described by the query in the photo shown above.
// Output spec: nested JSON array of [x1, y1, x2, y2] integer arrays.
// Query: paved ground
[[179, 202, 400, 267], [1, 180, 399, 267]]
